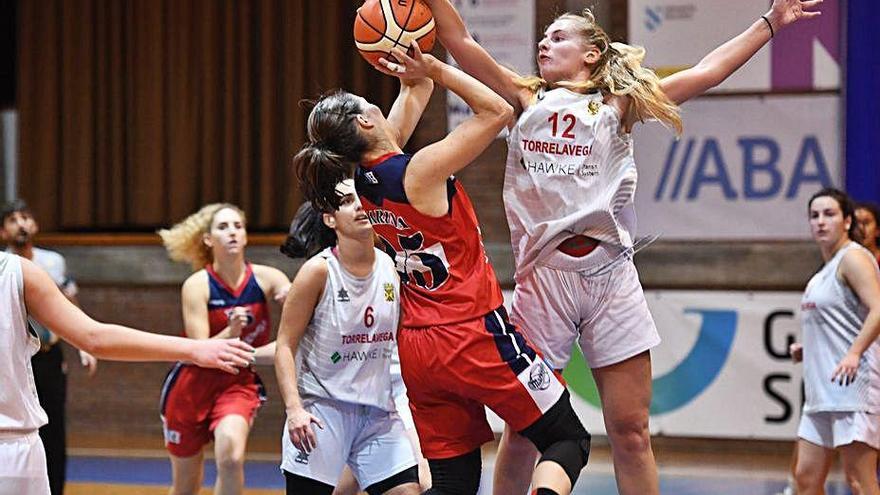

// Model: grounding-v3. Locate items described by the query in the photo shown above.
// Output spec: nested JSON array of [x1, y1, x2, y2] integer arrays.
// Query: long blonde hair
[[158, 203, 246, 271], [517, 9, 682, 134]]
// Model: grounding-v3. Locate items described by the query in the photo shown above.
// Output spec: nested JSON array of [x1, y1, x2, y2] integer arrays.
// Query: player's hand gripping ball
[[354, 0, 436, 68]]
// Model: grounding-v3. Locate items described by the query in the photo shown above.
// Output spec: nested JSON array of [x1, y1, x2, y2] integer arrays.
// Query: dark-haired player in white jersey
[[426, 0, 822, 493], [275, 180, 420, 495]]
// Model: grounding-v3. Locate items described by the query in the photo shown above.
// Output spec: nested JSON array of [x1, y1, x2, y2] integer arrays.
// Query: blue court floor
[[66, 453, 855, 495]]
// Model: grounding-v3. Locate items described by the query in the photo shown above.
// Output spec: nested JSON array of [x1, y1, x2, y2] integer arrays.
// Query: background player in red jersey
[[294, 43, 590, 495], [158, 203, 290, 495]]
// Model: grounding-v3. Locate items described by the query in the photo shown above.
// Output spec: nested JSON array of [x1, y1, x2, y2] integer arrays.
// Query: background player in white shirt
[[425, 0, 822, 493], [0, 251, 255, 494], [275, 181, 420, 495], [789, 188, 880, 495], [1, 199, 97, 495]]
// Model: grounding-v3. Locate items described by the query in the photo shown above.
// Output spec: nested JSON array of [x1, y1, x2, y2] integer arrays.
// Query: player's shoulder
[[356, 154, 410, 205], [182, 268, 208, 290], [841, 243, 877, 270], [298, 255, 330, 281]]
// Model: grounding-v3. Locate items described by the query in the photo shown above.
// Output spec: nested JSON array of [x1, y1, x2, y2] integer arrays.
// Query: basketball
[[353, 0, 436, 67]]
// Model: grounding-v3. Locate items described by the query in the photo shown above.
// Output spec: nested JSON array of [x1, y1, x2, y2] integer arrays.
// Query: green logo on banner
[[562, 309, 737, 415]]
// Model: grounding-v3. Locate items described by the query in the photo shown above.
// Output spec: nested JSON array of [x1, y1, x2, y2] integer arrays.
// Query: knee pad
[[424, 449, 482, 495], [520, 390, 590, 452], [519, 390, 591, 488], [538, 437, 591, 489], [365, 465, 419, 495]]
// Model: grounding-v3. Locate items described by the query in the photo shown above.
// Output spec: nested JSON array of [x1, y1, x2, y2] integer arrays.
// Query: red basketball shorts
[[398, 305, 566, 459], [159, 363, 265, 457]]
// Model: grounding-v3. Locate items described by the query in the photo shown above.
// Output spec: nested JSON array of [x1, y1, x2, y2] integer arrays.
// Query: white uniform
[[0, 252, 51, 494], [797, 242, 880, 449], [281, 247, 416, 488], [505, 88, 660, 368]]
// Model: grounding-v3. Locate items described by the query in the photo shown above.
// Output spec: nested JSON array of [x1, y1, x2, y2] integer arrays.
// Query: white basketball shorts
[[511, 244, 661, 369], [280, 398, 416, 489], [0, 431, 50, 495]]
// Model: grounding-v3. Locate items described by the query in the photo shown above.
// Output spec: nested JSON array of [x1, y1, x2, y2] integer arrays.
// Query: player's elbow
[[487, 100, 514, 129], [77, 323, 112, 357], [691, 63, 727, 92]]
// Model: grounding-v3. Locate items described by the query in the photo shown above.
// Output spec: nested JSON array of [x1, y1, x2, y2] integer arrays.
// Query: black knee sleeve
[[423, 448, 481, 495], [519, 390, 591, 487], [365, 465, 419, 495], [538, 438, 590, 488]]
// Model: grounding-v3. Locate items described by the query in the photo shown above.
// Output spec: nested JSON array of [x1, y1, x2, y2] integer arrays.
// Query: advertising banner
[[632, 95, 841, 240], [628, 0, 840, 92], [493, 290, 807, 439]]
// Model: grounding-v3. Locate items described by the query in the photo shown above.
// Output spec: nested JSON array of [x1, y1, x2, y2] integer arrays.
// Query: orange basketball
[[354, 0, 436, 67]]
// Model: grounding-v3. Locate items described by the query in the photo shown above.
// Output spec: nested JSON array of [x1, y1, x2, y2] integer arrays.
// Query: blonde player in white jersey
[[0, 251, 255, 493], [425, 0, 822, 493], [275, 180, 419, 495], [788, 188, 880, 495]]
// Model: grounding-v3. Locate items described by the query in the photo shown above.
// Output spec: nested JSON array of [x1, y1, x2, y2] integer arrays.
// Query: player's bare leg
[[592, 351, 658, 495], [213, 414, 250, 495]]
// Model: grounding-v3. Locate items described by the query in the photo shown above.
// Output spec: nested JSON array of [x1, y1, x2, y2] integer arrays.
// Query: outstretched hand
[[766, 0, 822, 32], [191, 338, 255, 374]]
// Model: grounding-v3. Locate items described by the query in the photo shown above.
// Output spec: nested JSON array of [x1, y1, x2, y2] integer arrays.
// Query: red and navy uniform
[[357, 153, 503, 325], [356, 154, 566, 459], [159, 263, 267, 457], [204, 263, 271, 346]]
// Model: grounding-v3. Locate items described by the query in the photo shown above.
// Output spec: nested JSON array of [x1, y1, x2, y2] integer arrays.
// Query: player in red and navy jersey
[[158, 203, 290, 495], [294, 44, 590, 495]]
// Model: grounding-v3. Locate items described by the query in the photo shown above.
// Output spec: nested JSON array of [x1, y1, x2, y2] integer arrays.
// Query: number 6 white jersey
[[505, 88, 638, 278], [295, 247, 400, 412]]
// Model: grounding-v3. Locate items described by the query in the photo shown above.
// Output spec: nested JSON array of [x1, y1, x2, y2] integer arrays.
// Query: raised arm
[[386, 77, 435, 148], [21, 257, 253, 374], [378, 45, 513, 217], [275, 257, 328, 453], [424, 0, 525, 111], [661, 0, 821, 104], [831, 249, 880, 385]]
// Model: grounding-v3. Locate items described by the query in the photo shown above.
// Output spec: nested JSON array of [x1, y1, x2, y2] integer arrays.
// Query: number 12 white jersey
[[505, 88, 638, 278]]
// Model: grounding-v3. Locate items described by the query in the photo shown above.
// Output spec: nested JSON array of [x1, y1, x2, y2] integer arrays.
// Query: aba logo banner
[[565, 308, 737, 415]]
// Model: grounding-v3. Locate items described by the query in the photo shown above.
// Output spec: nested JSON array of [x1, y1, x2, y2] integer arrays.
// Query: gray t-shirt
[[800, 242, 880, 413]]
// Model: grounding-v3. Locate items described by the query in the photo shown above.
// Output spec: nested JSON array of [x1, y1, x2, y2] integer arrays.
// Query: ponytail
[[294, 91, 370, 211], [280, 201, 337, 259]]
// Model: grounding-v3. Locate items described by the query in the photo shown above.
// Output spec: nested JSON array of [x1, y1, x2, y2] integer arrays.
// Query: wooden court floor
[[62, 438, 857, 495]]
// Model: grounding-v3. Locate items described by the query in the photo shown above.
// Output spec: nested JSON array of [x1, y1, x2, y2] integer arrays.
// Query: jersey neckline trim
[[205, 262, 254, 298]]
